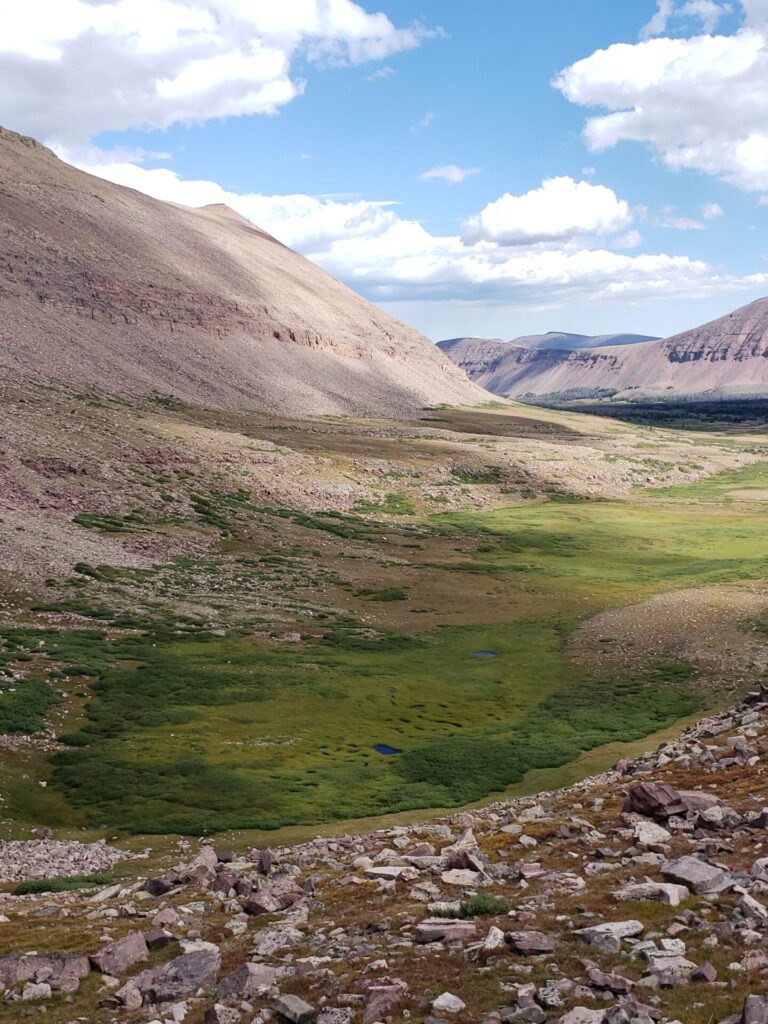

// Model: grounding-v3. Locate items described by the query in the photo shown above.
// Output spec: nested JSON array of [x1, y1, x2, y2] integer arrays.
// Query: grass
[[23, 621, 700, 834], [5, 460, 768, 836], [435, 893, 511, 918], [353, 492, 415, 515], [12, 873, 115, 896]]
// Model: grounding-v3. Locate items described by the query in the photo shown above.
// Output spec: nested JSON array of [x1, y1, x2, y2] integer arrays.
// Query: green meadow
[[3, 460, 768, 835]]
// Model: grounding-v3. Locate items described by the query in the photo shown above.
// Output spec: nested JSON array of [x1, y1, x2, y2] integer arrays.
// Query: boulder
[[506, 931, 557, 955], [441, 869, 486, 887], [433, 992, 466, 1015], [146, 949, 221, 1002], [143, 927, 171, 950], [90, 932, 149, 975], [613, 882, 688, 907], [575, 921, 644, 943], [274, 994, 315, 1024], [743, 994, 768, 1024], [243, 891, 282, 915], [363, 979, 408, 1024], [415, 919, 478, 944], [0, 954, 90, 994], [662, 856, 733, 894], [690, 962, 717, 983], [623, 783, 688, 820], [634, 821, 671, 847], [558, 1011, 606, 1024], [216, 962, 278, 1001], [646, 955, 697, 976], [144, 876, 177, 897], [21, 982, 52, 1001], [584, 967, 632, 994]]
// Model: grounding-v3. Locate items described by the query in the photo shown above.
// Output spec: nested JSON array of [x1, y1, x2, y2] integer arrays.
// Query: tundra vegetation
[[2, 396, 768, 843]]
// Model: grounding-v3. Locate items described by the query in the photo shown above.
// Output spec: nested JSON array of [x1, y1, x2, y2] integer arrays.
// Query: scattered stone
[[432, 992, 466, 1015], [363, 979, 408, 1024], [273, 994, 315, 1024], [613, 881, 688, 907], [506, 931, 557, 955]]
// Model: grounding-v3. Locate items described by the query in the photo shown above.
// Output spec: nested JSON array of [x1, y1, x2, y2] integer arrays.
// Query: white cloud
[[640, 0, 677, 38], [641, 0, 732, 38], [702, 201, 725, 218], [555, 5, 768, 192], [462, 177, 633, 245], [0, 0, 434, 145], [419, 164, 480, 185], [65, 152, 768, 309]]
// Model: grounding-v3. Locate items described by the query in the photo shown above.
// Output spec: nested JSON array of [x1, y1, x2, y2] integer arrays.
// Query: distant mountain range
[[0, 125, 483, 418], [441, 331, 659, 353], [438, 300, 768, 400]]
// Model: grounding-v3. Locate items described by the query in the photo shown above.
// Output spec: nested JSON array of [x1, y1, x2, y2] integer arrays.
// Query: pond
[[373, 743, 403, 755]]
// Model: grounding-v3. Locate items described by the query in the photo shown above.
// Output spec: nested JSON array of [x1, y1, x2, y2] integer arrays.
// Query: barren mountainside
[[0, 126, 484, 417], [439, 299, 768, 399]]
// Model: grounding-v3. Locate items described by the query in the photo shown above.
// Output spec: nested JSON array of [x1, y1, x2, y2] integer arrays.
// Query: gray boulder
[[274, 994, 315, 1024], [146, 949, 221, 1002], [216, 962, 278, 1001], [662, 856, 732, 894]]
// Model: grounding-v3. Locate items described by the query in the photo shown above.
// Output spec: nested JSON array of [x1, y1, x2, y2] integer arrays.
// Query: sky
[[2, 0, 768, 341]]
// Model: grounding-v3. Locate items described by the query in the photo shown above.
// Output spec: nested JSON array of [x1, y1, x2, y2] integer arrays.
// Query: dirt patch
[[570, 581, 768, 690], [727, 488, 768, 499]]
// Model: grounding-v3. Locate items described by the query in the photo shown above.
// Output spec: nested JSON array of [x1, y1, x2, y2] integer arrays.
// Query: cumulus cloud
[[0, 0, 433, 145], [555, 2, 768, 192], [65, 153, 767, 308], [420, 164, 480, 185], [462, 177, 633, 246]]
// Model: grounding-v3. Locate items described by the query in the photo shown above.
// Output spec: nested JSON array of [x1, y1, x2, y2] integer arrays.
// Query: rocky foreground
[[4, 692, 768, 1024]]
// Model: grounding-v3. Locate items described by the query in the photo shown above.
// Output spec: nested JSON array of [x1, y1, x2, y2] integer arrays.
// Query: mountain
[[511, 331, 659, 350], [0, 126, 483, 417], [438, 299, 768, 400]]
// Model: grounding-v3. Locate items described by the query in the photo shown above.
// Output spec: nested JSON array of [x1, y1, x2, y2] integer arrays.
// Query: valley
[[3, 387, 768, 849]]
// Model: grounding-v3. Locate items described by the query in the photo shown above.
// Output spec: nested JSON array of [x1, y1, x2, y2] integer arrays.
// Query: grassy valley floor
[[1, 395, 767, 844]]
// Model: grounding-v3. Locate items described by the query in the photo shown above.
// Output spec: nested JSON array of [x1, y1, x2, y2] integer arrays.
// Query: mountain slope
[[0, 126, 484, 417], [438, 299, 768, 399]]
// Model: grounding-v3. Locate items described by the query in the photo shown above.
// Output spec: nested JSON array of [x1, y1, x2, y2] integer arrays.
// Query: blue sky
[[3, 0, 768, 340]]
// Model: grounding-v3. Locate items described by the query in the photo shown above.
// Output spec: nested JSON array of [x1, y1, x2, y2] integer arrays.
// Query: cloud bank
[[555, 0, 768, 192]]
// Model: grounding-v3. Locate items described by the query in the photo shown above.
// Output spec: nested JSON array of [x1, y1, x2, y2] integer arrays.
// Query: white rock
[[432, 992, 466, 1015], [634, 821, 671, 847]]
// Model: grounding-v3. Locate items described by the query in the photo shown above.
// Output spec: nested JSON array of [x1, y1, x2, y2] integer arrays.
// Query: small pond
[[373, 744, 403, 755]]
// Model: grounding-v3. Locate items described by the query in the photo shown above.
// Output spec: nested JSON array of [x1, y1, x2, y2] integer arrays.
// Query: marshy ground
[[1, 385, 768, 849]]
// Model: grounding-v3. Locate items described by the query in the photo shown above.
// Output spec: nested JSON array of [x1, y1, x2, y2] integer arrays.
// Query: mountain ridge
[[0, 125, 485, 418], [438, 298, 768, 399]]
